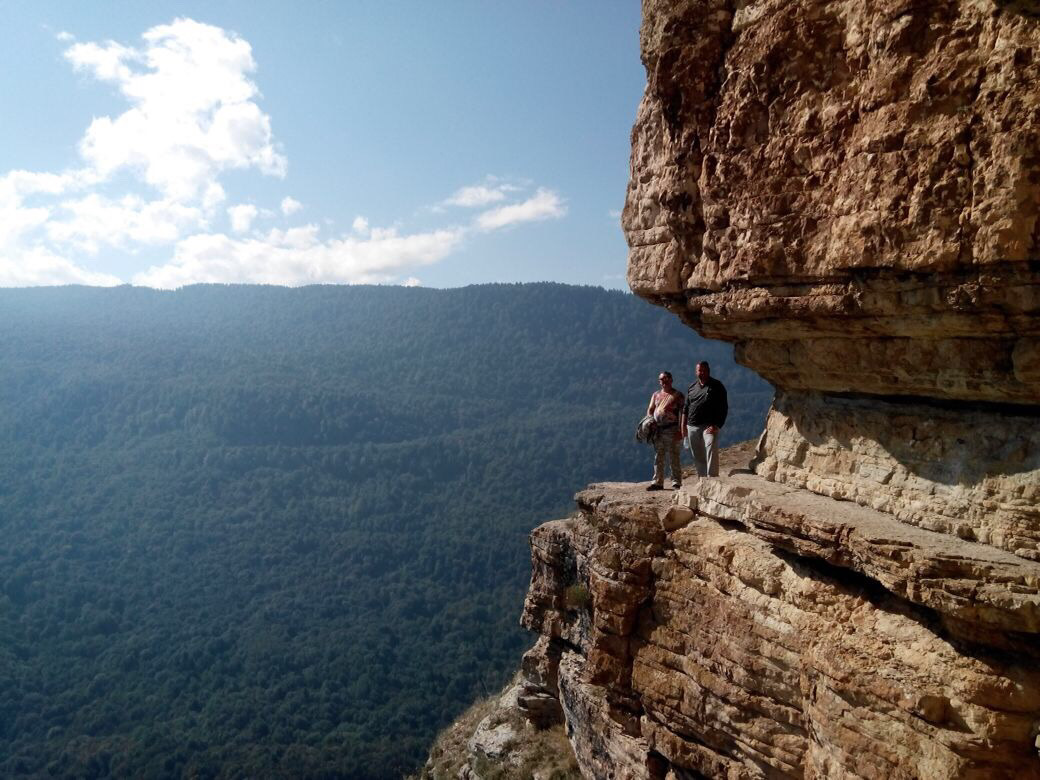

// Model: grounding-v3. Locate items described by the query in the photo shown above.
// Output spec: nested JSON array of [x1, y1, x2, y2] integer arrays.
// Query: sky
[[0, 1, 646, 289]]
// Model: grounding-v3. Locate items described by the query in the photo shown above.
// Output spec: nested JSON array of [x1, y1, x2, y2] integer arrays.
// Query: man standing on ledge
[[682, 361, 728, 478], [646, 371, 684, 491]]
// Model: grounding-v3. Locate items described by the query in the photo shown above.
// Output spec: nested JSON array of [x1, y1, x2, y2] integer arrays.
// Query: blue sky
[[0, 1, 645, 288]]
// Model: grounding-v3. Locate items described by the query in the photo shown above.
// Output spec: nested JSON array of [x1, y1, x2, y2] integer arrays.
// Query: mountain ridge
[[0, 282, 770, 778]]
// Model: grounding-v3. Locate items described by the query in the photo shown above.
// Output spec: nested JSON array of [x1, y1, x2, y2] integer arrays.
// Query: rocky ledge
[[622, 0, 1040, 542], [515, 443, 1040, 779], [428, 1, 1040, 777], [585, 2, 1040, 774]]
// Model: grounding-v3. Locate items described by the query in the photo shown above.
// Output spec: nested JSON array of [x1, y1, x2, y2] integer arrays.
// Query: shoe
[[646, 483, 664, 491]]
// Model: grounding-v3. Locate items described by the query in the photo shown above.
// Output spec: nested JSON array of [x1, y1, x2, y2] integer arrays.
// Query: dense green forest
[[0, 283, 772, 778]]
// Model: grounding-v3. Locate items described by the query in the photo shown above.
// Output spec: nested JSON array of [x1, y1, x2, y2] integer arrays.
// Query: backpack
[[635, 414, 658, 444]]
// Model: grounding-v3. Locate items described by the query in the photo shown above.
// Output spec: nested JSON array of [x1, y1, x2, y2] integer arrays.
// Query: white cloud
[[131, 223, 466, 288], [476, 188, 566, 231], [127, 184, 570, 286], [0, 203, 51, 251], [64, 18, 285, 201], [0, 246, 122, 286], [228, 203, 258, 234], [47, 194, 204, 252], [1, 170, 82, 198], [0, 21, 567, 289], [202, 182, 226, 210], [444, 184, 516, 208], [402, 277, 422, 287], [0, 170, 92, 250]]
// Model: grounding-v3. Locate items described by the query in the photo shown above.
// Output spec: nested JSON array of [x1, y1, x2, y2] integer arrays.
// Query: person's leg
[[688, 426, 707, 477], [651, 435, 666, 486], [668, 434, 682, 487], [705, 428, 719, 477]]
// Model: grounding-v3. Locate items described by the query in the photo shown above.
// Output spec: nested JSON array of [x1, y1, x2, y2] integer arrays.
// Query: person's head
[[658, 371, 673, 388], [696, 361, 710, 384]]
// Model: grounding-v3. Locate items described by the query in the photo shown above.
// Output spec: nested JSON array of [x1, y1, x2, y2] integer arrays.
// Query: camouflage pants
[[652, 427, 682, 487]]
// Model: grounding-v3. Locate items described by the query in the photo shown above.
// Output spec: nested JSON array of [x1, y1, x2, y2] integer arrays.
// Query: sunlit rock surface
[[518, 445, 1040, 779], [509, 0, 1040, 775], [624, 0, 1040, 402]]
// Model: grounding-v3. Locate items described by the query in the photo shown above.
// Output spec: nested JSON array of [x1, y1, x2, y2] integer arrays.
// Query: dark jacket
[[684, 377, 728, 428]]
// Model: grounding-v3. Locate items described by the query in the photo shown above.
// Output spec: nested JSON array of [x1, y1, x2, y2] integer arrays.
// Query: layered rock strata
[[516, 445, 1040, 779], [756, 391, 1040, 561], [625, 1, 1040, 402], [622, 0, 1040, 531], [505, 1, 1040, 777]]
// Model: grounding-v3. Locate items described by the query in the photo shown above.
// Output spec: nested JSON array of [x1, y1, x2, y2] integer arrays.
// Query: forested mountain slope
[[0, 283, 771, 778]]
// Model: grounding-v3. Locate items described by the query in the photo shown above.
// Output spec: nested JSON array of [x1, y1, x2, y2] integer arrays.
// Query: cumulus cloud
[[0, 200, 50, 252], [64, 18, 285, 201], [0, 247, 122, 287], [443, 183, 518, 208], [47, 194, 204, 253], [227, 203, 258, 234], [402, 277, 422, 287], [127, 182, 568, 286], [1, 170, 82, 198], [1, 20, 568, 289], [0, 170, 91, 250], [476, 188, 566, 231], [132, 224, 466, 288], [0, 19, 294, 287]]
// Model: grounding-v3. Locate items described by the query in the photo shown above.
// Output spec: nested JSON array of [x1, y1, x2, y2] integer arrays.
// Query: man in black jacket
[[681, 361, 728, 478]]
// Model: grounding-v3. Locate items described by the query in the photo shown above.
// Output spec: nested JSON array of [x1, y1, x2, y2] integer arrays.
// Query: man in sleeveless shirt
[[647, 371, 684, 491]]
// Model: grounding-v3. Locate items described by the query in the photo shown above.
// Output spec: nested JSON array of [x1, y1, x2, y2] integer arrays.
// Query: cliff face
[[511, 1, 1040, 778], [626, 0, 1039, 405], [518, 444, 1040, 779]]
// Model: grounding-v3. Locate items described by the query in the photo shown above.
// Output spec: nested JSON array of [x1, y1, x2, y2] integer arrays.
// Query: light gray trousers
[[687, 425, 719, 477]]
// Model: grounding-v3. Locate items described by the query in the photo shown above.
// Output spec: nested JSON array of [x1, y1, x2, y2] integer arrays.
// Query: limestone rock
[[688, 468, 1040, 637], [516, 637, 565, 729], [507, 1, 1040, 777], [416, 672, 579, 780], [467, 684, 522, 762], [518, 445, 1040, 778], [756, 390, 1040, 561], [623, 0, 1040, 404]]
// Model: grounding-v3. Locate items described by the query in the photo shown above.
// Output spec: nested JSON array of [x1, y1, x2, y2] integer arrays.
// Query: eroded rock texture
[[624, 0, 1040, 403], [518, 447, 1040, 779], [512, 2, 1040, 776]]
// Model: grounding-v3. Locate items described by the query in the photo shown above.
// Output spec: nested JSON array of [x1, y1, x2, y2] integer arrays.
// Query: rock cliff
[[508, 1, 1040, 778]]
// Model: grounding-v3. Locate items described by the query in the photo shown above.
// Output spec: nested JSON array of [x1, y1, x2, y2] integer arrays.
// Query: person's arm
[[647, 393, 656, 417], [707, 382, 728, 434], [679, 392, 688, 439]]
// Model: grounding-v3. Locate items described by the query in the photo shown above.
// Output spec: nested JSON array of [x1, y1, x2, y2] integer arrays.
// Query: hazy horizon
[[1, 3, 644, 291]]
